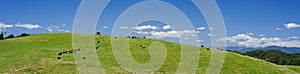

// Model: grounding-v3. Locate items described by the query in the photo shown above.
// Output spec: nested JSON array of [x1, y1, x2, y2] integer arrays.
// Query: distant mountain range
[[227, 46, 300, 53]]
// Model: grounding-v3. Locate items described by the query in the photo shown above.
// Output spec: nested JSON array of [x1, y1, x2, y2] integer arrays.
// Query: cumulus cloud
[[134, 30, 198, 38], [45, 24, 69, 32], [209, 27, 214, 30], [207, 33, 216, 36], [259, 34, 265, 37], [15, 23, 41, 29], [275, 28, 283, 30], [284, 23, 300, 29], [120, 26, 129, 29], [218, 34, 300, 47], [0, 22, 14, 28], [287, 36, 298, 40], [197, 40, 204, 42], [163, 25, 171, 29], [196, 27, 205, 30], [103, 26, 108, 29], [246, 33, 254, 35], [48, 29, 53, 32], [134, 25, 158, 30]]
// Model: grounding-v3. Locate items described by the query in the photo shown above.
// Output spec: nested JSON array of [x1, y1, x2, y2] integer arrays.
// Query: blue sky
[[0, 0, 299, 47]]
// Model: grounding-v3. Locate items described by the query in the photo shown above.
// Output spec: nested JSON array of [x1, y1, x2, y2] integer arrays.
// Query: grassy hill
[[0, 33, 298, 74]]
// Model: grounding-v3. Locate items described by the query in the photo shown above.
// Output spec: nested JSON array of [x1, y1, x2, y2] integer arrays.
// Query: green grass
[[0, 33, 298, 74], [284, 65, 300, 73]]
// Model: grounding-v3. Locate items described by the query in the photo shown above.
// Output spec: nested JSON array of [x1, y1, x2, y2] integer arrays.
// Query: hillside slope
[[0, 33, 298, 74]]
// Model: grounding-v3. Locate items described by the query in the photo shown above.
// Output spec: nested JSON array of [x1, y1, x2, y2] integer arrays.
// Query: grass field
[[0, 33, 298, 74], [284, 65, 300, 73]]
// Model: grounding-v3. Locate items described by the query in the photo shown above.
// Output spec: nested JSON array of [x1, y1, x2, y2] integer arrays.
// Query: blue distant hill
[[227, 46, 300, 53]]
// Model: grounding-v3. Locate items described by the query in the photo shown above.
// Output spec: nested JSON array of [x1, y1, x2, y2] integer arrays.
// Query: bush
[[17, 33, 30, 37], [5, 34, 15, 39]]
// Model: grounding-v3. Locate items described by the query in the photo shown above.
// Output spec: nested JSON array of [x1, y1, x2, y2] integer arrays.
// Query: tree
[[0, 32, 5, 40], [5, 34, 15, 39], [18, 33, 30, 37]]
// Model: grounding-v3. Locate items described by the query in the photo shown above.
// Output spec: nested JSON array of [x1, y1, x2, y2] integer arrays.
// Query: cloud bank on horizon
[[218, 33, 300, 48]]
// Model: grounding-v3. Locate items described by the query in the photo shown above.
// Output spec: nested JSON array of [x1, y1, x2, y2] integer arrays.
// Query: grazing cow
[[76, 48, 82, 51], [57, 52, 62, 55], [140, 45, 146, 49], [96, 32, 101, 35], [63, 51, 67, 53], [96, 46, 99, 49], [57, 57, 61, 59], [206, 48, 210, 50], [97, 40, 100, 43], [73, 49, 77, 52], [68, 50, 73, 53]]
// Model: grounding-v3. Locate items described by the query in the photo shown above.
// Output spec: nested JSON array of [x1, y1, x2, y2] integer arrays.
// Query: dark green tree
[[0, 32, 5, 40], [5, 34, 15, 39]]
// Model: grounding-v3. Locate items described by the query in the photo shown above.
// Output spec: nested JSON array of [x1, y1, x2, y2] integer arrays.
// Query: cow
[[57, 52, 63, 55], [96, 46, 99, 49], [140, 45, 146, 49]]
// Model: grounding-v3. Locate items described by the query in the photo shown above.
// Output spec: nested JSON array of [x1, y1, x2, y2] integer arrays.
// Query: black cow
[[57, 52, 62, 55], [140, 45, 146, 49], [96, 46, 99, 49]]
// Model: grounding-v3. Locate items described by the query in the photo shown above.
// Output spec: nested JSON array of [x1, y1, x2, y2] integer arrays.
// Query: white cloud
[[45, 24, 69, 32], [287, 36, 298, 40], [209, 27, 214, 30], [15, 23, 41, 29], [48, 29, 53, 32], [103, 26, 108, 29], [134, 30, 198, 38], [284, 23, 300, 29], [64, 30, 70, 33], [259, 34, 265, 37], [207, 33, 216, 36], [134, 31, 150, 35], [163, 25, 171, 30], [196, 27, 205, 30], [246, 33, 254, 35], [134, 25, 158, 30], [218, 33, 300, 48], [120, 26, 129, 29], [275, 28, 283, 30], [197, 40, 204, 42], [0, 22, 14, 28]]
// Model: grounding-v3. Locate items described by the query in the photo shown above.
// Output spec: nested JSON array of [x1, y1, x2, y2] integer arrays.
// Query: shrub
[[5, 34, 15, 39], [15, 33, 30, 37]]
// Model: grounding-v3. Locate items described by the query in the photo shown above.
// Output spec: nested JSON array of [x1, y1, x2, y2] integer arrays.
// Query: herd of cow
[[57, 48, 83, 59], [57, 36, 148, 60]]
